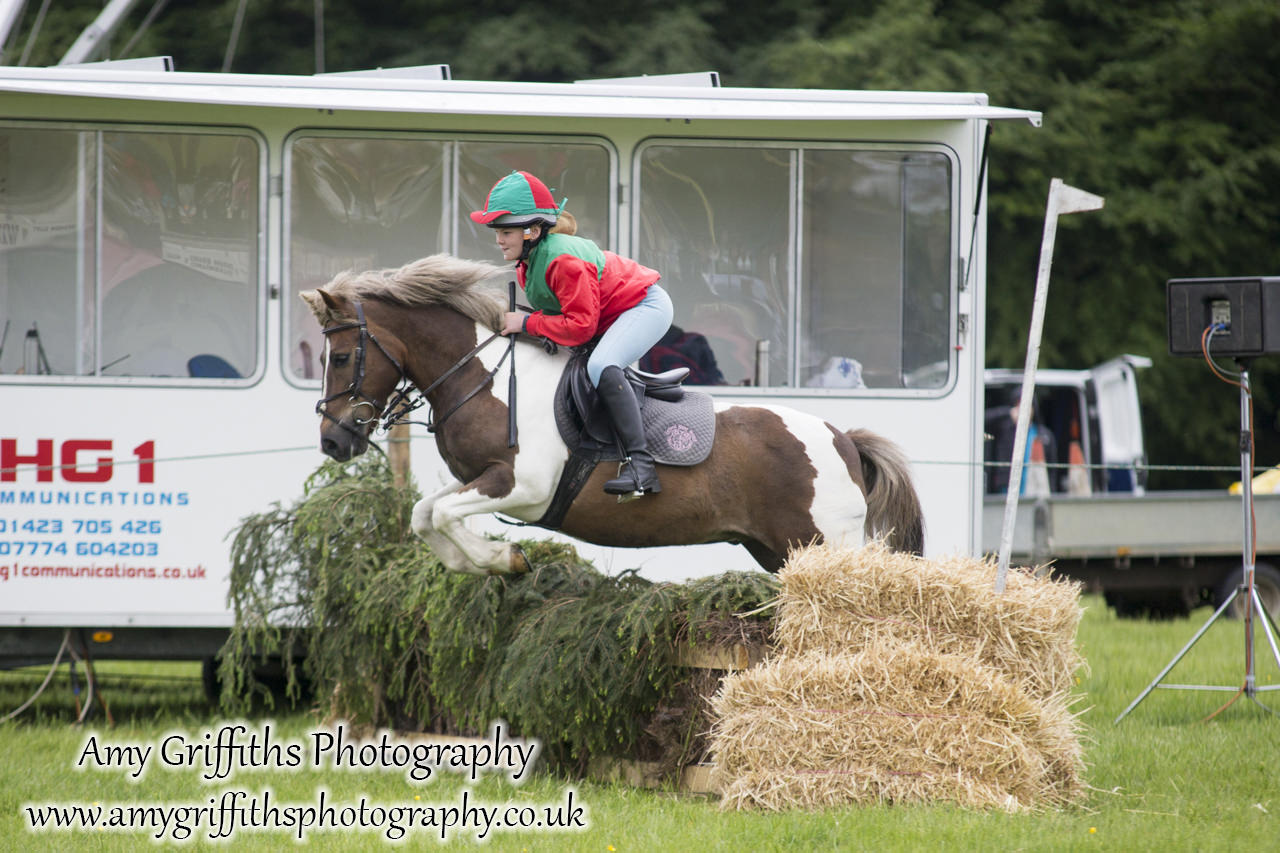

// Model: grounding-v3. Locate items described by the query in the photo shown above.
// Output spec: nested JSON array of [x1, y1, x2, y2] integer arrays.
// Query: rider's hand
[[501, 311, 526, 336]]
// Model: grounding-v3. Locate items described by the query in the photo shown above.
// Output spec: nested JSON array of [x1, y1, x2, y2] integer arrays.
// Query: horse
[[301, 254, 924, 576]]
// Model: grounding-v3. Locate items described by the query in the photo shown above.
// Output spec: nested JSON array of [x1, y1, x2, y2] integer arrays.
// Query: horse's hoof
[[509, 544, 532, 574]]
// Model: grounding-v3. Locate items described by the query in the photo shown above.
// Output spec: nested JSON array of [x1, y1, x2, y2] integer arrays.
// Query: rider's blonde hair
[[549, 211, 577, 236]]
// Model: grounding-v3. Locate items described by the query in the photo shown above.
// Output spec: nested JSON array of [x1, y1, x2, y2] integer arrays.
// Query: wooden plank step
[[586, 756, 719, 794], [674, 642, 766, 671]]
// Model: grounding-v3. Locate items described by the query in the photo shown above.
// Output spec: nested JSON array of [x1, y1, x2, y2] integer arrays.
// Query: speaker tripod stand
[[1115, 359, 1280, 723]]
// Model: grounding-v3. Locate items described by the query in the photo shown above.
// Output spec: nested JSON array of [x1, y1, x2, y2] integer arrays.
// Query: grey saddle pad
[[552, 380, 716, 466]]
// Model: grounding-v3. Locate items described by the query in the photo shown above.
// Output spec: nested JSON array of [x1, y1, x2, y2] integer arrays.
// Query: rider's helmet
[[470, 171, 560, 228]]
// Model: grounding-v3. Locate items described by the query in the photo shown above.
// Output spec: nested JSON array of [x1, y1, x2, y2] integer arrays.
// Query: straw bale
[[773, 541, 1083, 701], [710, 644, 1084, 811]]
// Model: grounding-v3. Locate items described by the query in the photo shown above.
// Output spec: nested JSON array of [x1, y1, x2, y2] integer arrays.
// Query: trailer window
[[636, 145, 791, 387], [801, 150, 952, 390], [286, 135, 611, 380], [0, 126, 260, 380], [636, 142, 953, 390]]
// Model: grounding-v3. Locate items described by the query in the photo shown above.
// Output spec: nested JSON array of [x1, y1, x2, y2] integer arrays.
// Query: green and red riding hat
[[471, 171, 561, 228]]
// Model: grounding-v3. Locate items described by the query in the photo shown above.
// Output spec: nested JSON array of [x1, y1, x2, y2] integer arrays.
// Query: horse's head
[[300, 288, 407, 461]]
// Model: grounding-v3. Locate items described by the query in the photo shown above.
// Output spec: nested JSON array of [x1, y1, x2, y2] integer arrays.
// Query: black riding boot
[[597, 365, 662, 499]]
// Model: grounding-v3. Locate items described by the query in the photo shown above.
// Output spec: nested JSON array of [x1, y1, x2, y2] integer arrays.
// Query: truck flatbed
[[983, 492, 1280, 617]]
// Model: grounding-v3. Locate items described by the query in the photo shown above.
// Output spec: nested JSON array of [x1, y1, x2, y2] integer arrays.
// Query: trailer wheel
[[1214, 562, 1280, 619], [1104, 590, 1190, 620], [1104, 592, 1142, 618]]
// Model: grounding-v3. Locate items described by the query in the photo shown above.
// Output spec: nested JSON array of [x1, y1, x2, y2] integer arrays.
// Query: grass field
[[2, 594, 1278, 851]]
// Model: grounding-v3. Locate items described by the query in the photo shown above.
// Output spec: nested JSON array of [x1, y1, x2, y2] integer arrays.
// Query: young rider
[[471, 170, 674, 498]]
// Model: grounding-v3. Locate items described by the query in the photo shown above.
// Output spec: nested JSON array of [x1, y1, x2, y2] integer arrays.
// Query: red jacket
[[519, 234, 661, 346]]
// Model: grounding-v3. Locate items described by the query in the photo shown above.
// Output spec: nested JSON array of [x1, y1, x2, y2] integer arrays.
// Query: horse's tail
[[845, 428, 925, 555]]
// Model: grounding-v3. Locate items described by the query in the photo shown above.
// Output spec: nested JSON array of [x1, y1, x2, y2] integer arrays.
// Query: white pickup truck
[[982, 356, 1280, 618]]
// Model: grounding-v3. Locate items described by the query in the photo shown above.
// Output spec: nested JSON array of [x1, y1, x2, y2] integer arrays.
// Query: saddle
[[553, 350, 716, 465], [531, 350, 716, 529]]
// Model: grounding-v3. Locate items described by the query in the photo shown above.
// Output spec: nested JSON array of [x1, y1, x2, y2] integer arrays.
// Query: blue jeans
[[587, 285, 674, 387]]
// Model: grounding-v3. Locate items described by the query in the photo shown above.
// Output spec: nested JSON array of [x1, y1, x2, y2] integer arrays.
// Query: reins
[[316, 296, 519, 447], [419, 329, 509, 434]]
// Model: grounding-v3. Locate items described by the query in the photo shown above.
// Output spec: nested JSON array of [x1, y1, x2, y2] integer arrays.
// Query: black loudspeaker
[[1167, 276, 1280, 358]]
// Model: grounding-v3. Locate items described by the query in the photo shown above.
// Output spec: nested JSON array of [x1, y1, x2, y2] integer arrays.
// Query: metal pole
[[1240, 364, 1256, 697], [1236, 365, 1280, 709], [314, 0, 324, 75], [994, 179, 1104, 593], [222, 0, 249, 73], [59, 0, 144, 65], [1113, 592, 1238, 723], [1115, 359, 1280, 723], [754, 339, 770, 387], [0, 0, 29, 62]]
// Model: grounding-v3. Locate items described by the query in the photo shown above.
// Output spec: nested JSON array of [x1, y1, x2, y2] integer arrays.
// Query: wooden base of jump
[[585, 641, 763, 794], [395, 641, 762, 796], [673, 641, 765, 671], [586, 757, 718, 794]]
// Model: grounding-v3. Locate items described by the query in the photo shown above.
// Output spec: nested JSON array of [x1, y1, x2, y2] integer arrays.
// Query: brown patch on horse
[[313, 261, 518, 500], [321, 294, 518, 501], [558, 406, 821, 571], [455, 456, 517, 499], [427, 366, 517, 500], [381, 302, 518, 500]]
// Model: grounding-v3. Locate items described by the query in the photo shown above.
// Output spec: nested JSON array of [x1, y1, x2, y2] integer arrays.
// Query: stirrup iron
[[612, 458, 646, 503]]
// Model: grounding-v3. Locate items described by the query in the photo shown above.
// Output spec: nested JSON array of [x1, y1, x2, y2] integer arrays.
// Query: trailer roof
[[0, 65, 1042, 125]]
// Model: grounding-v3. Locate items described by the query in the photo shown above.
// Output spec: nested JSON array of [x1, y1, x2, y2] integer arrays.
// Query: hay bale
[[710, 643, 1085, 811], [709, 543, 1088, 811], [773, 541, 1084, 701]]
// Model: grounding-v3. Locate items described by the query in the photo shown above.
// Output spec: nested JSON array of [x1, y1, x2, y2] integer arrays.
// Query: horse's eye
[[330, 352, 351, 367]]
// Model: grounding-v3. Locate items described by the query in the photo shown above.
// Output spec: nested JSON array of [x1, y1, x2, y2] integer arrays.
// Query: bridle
[[316, 301, 403, 433], [315, 299, 514, 444]]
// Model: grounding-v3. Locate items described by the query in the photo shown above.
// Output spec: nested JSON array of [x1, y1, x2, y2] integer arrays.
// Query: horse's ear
[[300, 288, 343, 325]]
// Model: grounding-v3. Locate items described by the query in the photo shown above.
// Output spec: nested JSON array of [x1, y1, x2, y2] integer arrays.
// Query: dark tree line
[[11, 0, 1280, 486]]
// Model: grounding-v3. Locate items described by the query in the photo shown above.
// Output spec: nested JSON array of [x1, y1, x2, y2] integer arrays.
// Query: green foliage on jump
[[221, 455, 777, 773]]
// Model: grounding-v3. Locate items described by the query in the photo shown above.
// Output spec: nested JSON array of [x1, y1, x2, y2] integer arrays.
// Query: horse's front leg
[[418, 466, 536, 575], [410, 481, 473, 571]]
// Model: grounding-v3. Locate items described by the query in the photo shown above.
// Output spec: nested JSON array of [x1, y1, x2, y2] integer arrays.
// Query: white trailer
[[0, 62, 1039, 665]]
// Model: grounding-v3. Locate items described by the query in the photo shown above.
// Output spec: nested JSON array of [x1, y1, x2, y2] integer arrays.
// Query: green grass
[[2, 595, 1279, 851]]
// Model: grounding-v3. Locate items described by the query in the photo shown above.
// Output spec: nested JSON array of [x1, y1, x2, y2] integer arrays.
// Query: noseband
[[315, 299, 512, 442]]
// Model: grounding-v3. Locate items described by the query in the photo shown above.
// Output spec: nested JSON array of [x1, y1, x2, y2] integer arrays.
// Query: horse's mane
[[324, 254, 509, 331]]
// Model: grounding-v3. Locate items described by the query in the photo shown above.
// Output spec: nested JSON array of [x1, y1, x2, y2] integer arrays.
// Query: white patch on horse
[[473, 324, 571, 520], [411, 481, 470, 568], [752, 403, 868, 547], [410, 323, 572, 572], [319, 335, 331, 413]]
